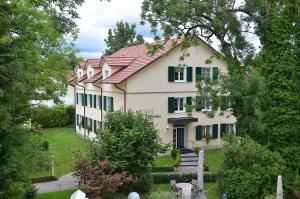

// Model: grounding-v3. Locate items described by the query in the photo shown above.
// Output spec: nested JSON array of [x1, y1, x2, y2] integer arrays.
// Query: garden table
[[176, 182, 193, 199]]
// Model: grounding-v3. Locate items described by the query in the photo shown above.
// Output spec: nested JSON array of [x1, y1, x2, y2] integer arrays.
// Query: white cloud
[[75, 0, 152, 58]]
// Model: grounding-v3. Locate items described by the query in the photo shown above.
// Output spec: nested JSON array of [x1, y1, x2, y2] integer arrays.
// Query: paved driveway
[[34, 172, 77, 193]]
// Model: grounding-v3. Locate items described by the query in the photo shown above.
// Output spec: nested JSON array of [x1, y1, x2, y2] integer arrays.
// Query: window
[[201, 67, 211, 79], [106, 97, 113, 111], [226, 124, 235, 133], [96, 121, 102, 131], [174, 67, 185, 82], [202, 98, 212, 111], [174, 97, 184, 112], [79, 72, 82, 78], [201, 125, 211, 136], [103, 70, 110, 79], [88, 71, 92, 78]]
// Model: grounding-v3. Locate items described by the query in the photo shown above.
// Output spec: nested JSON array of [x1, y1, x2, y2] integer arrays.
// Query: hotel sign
[[139, 109, 162, 119]]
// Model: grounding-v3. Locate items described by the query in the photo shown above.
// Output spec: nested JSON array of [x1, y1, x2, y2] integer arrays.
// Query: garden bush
[[31, 104, 75, 128], [218, 135, 290, 199], [31, 176, 57, 183]]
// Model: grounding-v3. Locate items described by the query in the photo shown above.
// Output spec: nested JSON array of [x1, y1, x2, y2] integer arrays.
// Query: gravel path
[[34, 172, 78, 193]]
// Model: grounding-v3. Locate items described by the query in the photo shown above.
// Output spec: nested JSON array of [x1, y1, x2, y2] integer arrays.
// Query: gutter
[[92, 83, 103, 128], [115, 84, 127, 112], [75, 81, 86, 138]]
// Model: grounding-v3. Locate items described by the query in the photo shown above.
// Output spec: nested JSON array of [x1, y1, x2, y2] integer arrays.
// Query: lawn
[[37, 183, 219, 199], [31, 128, 89, 178], [205, 148, 224, 172], [154, 155, 174, 167]]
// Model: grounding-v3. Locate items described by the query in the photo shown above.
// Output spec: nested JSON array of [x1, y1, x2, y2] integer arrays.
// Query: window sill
[[174, 80, 187, 83], [174, 110, 185, 113]]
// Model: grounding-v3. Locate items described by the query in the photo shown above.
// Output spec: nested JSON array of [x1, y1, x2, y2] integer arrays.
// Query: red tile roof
[[105, 56, 136, 66], [102, 38, 184, 84], [79, 59, 102, 69], [77, 74, 87, 82], [86, 59, 102, 68], [84, 71, 103, 83]]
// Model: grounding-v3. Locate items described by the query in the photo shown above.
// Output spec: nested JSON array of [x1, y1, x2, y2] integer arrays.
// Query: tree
[[141, 0, 300, 185], [218, 135, 292, 199], [104, 21, 145, 55], [0, 0, 82, 198], [73, 156, 133, 199], [88, 110, 163, 192]]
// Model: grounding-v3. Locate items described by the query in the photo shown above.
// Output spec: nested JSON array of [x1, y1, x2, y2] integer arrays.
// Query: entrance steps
[[180, 152, 198, 167]]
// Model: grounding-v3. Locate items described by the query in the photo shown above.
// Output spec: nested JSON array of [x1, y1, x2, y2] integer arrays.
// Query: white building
[[32, 71, 75, 106], [74, 37, 236, 149]]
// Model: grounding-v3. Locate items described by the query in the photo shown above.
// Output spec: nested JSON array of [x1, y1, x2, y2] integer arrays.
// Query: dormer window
[[88, 71, 93, 78], [103, 70, 110, 79]]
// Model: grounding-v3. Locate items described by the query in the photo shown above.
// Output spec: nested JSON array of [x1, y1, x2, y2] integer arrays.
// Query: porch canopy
[[168, 117, 198, 124]]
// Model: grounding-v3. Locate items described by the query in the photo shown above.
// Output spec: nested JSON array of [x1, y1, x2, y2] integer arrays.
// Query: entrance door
[[177, 127, 185, 148]]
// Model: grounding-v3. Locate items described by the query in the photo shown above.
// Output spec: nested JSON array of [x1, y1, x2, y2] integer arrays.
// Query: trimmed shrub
[[31, 104, 75, 128], [31, 176, 58, 183], [152, 172, 217, 184], [171, 148, 179, 159], [151, 167, 173, 172]]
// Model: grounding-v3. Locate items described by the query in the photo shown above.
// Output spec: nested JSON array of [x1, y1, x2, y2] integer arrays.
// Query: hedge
[[31, 175, 58, 183], [152, 172, 217, 184], [31, 104, 75, 128], [151, 149, 181, 172]]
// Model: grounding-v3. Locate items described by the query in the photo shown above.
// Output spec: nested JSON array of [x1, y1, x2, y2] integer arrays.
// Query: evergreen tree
[[104, 21, 145, 55], [0, 0, 82, 198]]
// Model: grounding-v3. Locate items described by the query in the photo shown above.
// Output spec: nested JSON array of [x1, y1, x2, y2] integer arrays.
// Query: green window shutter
[[76, 93, 78, 104], [187, 67, 193, 82], [99, 95, 102, 109], [94, 120, 96, 132], [76, 114, 78, 125], [221, 123, 226, 137], [186, 97, 192, 105], [168, 66, 175, 82], [103, 96, 107, 111], [212, 97, 219, 111], [196, 67, 202, 81], [168, 97, 175, 113], [220, 96, 228, 111], [196, 96, 204, 111], [85, 94, 88, 106], [213, 67, 219, 80], [94, 95, 96, 108], [111, 97, 114, 111], [235, 125, 239, 136], [89, 94, 92, 107], [196, 125, 202, 140], [212, 124, 218, 139]]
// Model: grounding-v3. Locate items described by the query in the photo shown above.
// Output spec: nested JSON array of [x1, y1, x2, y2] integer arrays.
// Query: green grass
[[205, 148, 224, 172], [37, 189, 76, 199], [31, 128, 89, 178], [37, 183, 219, 199], [154, 155, 174, 167]]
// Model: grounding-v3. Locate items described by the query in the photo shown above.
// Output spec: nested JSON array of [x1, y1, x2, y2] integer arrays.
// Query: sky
[[75, 0, 153, 59], [75, 0, 260, 59]]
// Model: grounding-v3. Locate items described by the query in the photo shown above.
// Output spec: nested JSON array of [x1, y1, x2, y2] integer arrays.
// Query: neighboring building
[[32, 71, 75, 106], [74, 37, 236, 149]]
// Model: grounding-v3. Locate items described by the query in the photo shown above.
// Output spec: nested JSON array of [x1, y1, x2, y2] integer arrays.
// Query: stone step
[[180, 161, 199, 166], [181, 157, 199, 162], [181, 153, 197, 158]]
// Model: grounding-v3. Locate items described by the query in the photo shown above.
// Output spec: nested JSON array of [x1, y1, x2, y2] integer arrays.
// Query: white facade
[[74, 39, 236, 149]]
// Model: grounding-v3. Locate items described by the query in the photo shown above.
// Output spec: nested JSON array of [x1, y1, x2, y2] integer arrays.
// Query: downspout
[[115, 84, 126, 112], [92, 83, 103, 128], [69, 81, 76, 133], [76, 82, 86, 138]]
